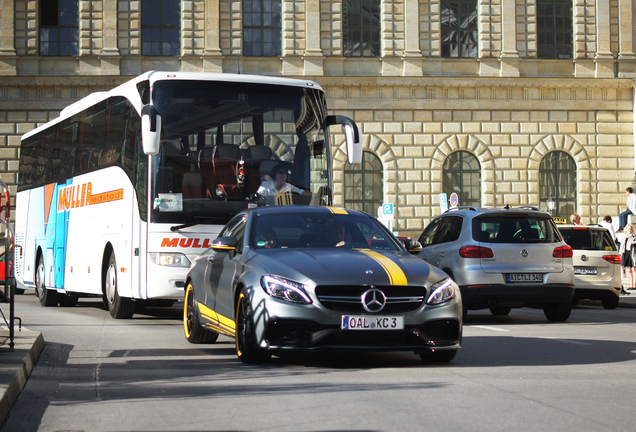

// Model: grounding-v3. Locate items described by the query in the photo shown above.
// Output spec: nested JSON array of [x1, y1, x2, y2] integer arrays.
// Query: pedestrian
[[599, 215, 618, 244], [619, 224, 636, 294], [618, 187, 636, 232], [570, 213, 581, 225]]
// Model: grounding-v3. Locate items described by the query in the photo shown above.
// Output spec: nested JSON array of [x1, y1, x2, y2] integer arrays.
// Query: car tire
[[543, 300, 572, 322], [419, 349, 457, 363], [58, 293, 79, 307], [235, 288, 271, 364], [35, 256, 59, 307], [489, 306, 511, 316], [103, 250, 134, 319], [601, 295, 619, 310], [184, 283, 218, 344]]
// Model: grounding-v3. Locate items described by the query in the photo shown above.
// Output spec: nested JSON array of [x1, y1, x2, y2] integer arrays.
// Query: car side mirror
[[402, 238, 423, 254], [210, 236, 237, 252]]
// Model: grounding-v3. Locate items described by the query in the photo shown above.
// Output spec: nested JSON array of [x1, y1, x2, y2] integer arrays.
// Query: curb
[[0, 329, 45, 426]]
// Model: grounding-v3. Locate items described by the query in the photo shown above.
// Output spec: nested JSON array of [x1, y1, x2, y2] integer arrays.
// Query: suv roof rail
[[443, 206, 479, 213], [512, 205, 541, 211]]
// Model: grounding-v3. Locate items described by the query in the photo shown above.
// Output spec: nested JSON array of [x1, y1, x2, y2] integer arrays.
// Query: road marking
[[470, 325, 510, 332], [539, 337, 592, 345]]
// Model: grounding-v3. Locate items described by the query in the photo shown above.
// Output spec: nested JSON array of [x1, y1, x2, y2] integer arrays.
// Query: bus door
[[54, 183, 68, 288]]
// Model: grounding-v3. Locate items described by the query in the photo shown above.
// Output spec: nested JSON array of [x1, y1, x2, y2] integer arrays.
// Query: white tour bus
[[15, 71, 361, 318]]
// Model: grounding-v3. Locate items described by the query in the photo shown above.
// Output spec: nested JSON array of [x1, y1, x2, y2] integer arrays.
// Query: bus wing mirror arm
[[326, 115, 362, 164], [141, 105, 162, 156]]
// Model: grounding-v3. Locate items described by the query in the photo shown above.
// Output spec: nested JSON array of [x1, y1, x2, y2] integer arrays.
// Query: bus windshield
[[150, 80, 331, 225]]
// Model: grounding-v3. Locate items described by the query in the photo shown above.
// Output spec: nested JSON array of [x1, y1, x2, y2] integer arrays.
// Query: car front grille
[[314, 285, 427, 314]]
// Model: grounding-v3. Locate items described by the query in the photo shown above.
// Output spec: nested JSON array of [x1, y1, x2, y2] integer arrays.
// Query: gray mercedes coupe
[[183, 206, 462, 364]]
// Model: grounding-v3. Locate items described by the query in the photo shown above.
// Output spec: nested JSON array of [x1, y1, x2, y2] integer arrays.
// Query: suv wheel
[[543, 300, 572, 322], [489, 306, 511, 316]]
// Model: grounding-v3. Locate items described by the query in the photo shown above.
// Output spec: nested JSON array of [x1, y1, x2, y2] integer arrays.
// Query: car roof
[[438, 205, 552, 218], [251, 206, 369, 218]]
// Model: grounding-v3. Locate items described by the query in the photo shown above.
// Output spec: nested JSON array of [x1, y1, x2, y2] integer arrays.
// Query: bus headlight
[[149, 252, 191, 267]]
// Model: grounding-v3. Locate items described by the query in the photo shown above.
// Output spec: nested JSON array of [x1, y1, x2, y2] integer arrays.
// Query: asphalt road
[[3, 291, 636, 432]]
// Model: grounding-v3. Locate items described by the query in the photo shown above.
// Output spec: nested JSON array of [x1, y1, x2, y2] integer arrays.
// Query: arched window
[[344, 151, 383, 215], [443, 151, 481, 207], [539, 151, 576, 218]]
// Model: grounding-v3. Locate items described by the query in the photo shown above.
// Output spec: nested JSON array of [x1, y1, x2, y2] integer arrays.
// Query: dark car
[[183, 206, 463, 364]]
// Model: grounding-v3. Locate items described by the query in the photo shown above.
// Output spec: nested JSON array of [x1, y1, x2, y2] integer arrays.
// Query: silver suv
[[417, 206, 575, 321]]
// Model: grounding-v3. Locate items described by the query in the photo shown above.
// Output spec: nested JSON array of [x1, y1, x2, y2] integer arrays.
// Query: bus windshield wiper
[[170, 218, 226, 232]]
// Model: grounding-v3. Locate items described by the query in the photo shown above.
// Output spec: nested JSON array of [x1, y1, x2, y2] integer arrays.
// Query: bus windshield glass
[[150, 80, 331, 225]]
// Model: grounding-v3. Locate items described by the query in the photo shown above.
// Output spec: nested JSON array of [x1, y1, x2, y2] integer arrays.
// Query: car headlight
[[261, 275, 312, 304], [149, 252, 191, 268], [426, 277, 456, 305]]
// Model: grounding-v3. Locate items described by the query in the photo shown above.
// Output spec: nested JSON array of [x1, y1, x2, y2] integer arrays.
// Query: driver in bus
[[257, 164, 312, 205]]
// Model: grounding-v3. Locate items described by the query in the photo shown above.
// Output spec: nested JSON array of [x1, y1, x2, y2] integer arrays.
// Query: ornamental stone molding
[[332, 133, 397, 208], [430, 134, 495, 207]]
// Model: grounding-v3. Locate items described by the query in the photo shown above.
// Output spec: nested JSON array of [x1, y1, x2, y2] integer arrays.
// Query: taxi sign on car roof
[[553, 216, 567, 224]]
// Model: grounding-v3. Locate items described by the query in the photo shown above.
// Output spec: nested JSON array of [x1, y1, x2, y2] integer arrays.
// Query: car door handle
[[208, 256, 214, 263]]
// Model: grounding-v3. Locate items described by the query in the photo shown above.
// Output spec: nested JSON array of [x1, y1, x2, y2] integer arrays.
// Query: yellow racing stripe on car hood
[[357, 249, 408, 285], [198, 302, 235, 336]]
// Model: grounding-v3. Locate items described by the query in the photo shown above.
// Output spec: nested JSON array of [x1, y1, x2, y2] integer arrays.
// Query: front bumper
[[263, 318, 462, 351]]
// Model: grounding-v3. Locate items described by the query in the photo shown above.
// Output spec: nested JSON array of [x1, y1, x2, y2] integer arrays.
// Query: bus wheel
[[103, 251, 134, 319], [35, 257, 58, 307], [184, 283, 218, 344]]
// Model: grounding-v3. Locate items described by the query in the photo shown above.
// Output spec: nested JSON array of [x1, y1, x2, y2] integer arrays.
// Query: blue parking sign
[[383, 203, 393, 215]]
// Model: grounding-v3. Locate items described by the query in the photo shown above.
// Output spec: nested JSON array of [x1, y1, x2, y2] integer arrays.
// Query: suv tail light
[[459, 245, 494, 259], [603, 255, 621, 265], [553, 245, 573, 258]]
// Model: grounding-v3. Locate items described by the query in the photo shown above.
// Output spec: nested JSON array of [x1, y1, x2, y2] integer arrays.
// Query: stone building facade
[[0, 0, 635, 236]]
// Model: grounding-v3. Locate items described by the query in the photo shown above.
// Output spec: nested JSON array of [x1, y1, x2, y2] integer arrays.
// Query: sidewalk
[[0, 327, 45, 426]]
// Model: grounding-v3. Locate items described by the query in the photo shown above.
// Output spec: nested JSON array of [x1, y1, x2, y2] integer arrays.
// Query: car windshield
[[559, 228, 616, 251], [252, 213, 400, 251], [472, 214, 561, 243]]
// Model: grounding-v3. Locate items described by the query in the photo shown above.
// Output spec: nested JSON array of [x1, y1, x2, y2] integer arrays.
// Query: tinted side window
[[220, 214, 247, 253], [601, 231, 617, 251], [435, 216, 463, 243], [419, 218, 443, 246]]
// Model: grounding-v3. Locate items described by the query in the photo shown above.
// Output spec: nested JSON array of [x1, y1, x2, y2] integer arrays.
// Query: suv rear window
[[472, 214, 561, 244], [559, 228, 616, 251]]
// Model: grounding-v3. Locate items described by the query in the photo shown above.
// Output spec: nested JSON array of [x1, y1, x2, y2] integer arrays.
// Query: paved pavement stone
[[0, 327, 45, 427]]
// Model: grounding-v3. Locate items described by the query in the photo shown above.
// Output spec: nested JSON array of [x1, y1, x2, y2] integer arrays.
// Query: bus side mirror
[[141, 105, 162, 156], [326, 115, 362, 164]]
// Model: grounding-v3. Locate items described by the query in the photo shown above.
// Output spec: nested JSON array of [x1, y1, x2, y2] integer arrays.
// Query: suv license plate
[[341, 316, 404, 330], [575, 267, 597, 275], [506, 273, 543, 283]]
